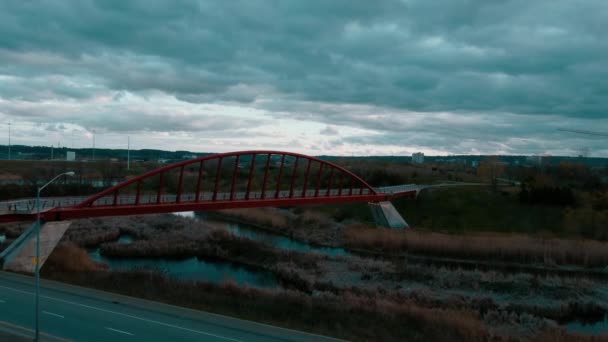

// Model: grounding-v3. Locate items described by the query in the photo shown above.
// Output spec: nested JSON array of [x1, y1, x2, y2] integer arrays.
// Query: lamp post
[[8, 122, 11, 160], [127, 136, 130, 171], [35, 171, 75, 341]]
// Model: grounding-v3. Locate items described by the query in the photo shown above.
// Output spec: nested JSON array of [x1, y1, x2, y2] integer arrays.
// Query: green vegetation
[[396, 187, 567, 234], [306, 159, 607, 239]]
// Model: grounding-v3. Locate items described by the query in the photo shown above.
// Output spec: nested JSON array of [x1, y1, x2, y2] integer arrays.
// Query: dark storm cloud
[[320, 126, 339, 136], [0, 97, 262, 133], [2, 0, 606, 115], [0, 0, 606, 154]]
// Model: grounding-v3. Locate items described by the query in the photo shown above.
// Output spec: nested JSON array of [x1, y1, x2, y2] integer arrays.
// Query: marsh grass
[[344, 225, 608, 267], [42, 268, 490, 342]]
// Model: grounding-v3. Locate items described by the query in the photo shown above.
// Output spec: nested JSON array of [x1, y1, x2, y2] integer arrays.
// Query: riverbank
[[212, 208, 608, 270]]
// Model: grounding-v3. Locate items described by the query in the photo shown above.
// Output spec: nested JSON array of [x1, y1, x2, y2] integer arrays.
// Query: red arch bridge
[[0, 150, 416, 271], [0, 151, 417, 227]]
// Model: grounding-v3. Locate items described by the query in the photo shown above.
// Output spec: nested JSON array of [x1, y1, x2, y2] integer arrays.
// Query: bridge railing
[[375, 184, 419, 195], [0, 188, 375, 213], [0, 196, 90, 213]]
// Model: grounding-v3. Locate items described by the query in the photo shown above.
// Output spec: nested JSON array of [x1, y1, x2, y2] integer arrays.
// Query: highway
[[0, 271, 344, 342]]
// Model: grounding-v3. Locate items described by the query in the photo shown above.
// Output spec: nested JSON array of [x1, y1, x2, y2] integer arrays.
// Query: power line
[[557, 129, 608, 137]]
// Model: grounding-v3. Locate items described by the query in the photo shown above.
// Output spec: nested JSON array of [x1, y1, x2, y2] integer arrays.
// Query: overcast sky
[[1, 1, 606, 156]]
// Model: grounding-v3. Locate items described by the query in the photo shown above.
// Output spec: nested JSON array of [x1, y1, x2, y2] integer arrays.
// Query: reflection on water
[[174, 211, 349, 257], [89, 248, 277, 288], [118, 234, 134, 244], [223, 222, 348, 256], [89, 210, 346, 289], [567, 315, 608, 335]]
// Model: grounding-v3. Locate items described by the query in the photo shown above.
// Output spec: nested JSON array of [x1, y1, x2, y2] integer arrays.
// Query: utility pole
[[92, 130, 95, 160], [558, 129, 607, 157], [127, 136, 130, 171], [7, 122, 11, 160], [558, 129, 608, 137]]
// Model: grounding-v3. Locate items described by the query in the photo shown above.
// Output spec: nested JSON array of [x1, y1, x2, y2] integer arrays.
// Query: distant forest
[[0, 144, 606, 168], [0, 144, 211, 163]]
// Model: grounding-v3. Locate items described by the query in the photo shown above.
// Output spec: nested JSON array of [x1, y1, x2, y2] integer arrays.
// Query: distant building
[[66, 151, 76, 161], [412, 152, 424, 164], [471, 160, 479, 168]]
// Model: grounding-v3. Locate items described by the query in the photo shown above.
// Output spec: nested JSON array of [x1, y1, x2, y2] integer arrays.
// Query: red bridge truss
[[0, 151, 416, 223]]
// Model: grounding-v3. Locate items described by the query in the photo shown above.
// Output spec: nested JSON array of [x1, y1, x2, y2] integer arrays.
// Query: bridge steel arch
[[34, 150, 390, 222]]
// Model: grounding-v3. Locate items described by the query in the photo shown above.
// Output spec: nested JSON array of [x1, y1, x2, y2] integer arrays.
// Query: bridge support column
[[1, 221, 71, 272], [369, 201, 408, 229]]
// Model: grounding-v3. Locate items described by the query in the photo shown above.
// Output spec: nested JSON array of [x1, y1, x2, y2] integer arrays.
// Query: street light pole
[[127, 136, 130, 171], [92, 130, 95, 161], [34, 171, 75, 341], [8, 122, 11, 161]]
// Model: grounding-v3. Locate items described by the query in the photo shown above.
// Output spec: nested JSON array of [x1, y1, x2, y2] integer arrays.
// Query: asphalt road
[[0, 271, 344, 342]]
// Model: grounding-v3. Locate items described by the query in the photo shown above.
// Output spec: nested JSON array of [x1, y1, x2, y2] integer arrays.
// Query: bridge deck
[[0, 186, 419, 223]]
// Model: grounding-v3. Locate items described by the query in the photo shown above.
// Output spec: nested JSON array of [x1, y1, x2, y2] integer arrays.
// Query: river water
[[179, 211, 348, 257], [566, 315, 608, 336], [88, 211, 347, 288]]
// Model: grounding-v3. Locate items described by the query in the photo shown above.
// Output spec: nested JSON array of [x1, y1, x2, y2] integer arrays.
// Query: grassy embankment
[[211, 205, 608, 269], [344, 225, 608, 269]]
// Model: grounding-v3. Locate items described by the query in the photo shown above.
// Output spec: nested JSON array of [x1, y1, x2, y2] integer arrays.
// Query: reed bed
[[344, 226, 608, 267]]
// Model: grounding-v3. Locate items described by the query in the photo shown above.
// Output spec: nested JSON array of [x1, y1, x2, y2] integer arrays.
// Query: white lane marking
[[43, 311, 64, 319], [106, 327, 134, 336], [0, 320, 73, 342], [0, 285, 242, 342], [2, 274, 346, 342]]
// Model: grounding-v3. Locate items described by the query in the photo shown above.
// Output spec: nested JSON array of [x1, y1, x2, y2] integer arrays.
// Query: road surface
[[0, 271, 344, 342]]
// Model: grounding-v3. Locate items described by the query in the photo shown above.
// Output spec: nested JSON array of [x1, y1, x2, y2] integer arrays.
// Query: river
[[566, 315, 608, 336], [178, 211, 348, 257], [85, 212, 608, 334], [88, 211, 347, 288]]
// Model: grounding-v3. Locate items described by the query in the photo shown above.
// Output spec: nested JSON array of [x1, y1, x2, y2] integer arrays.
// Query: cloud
[[0, 1, 606, 156], [320, 126, 339, 136], [0, 93, 266, 133]]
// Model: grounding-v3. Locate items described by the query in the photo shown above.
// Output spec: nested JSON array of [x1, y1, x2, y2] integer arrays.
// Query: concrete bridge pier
[[0, 221, 71, 273], [369, 201, 409, 229]]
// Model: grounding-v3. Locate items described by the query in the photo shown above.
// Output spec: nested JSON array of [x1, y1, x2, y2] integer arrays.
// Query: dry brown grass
[[217, 208, 342, 246], [372, 297, 488, 341], [343, 225, 608, 267], [219, 208, 290, 229], [0, 222, 30, 238], [298, 210, 332, 225], [44, 243, 107, 272], [535, 330, 608, 342], [43, 268, 491, 341]]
